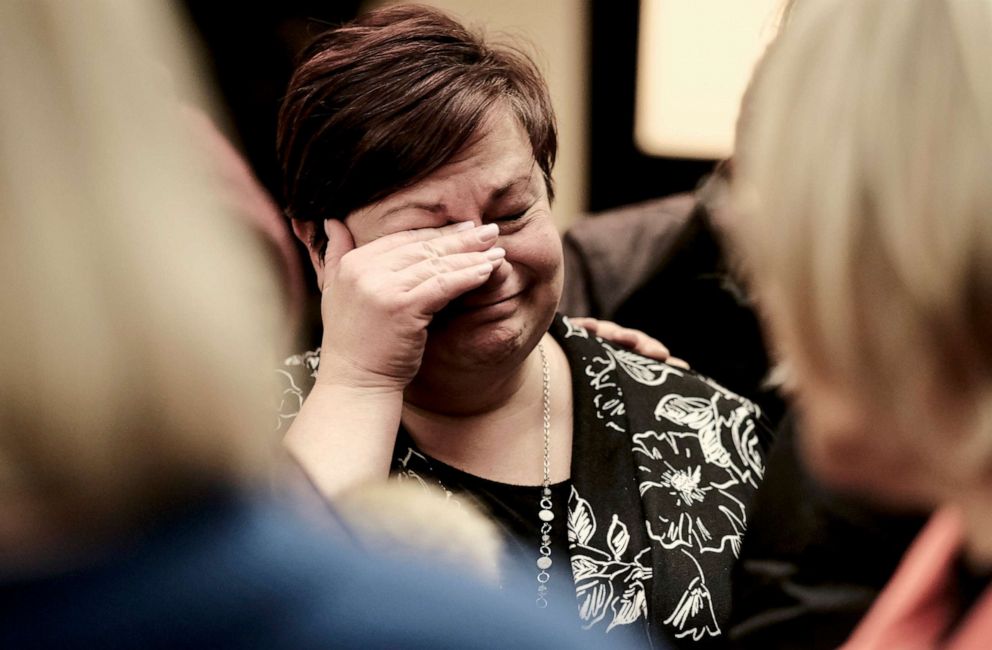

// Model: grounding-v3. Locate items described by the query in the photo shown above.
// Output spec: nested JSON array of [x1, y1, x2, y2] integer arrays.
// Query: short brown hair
[[277, 4, 558, 255]]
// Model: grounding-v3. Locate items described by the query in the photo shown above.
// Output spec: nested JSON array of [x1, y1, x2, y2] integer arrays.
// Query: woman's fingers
[[382, 223, 500, 271], [332, 219, 500, 287], [407, 261, 498, 314], [569, 317, 605, 334], [398, 247, 506, 290], [626, 331, 672, 361], [360, 220, 490, 257], [570, 317, 680, 364], [572, 318, 636, 348]]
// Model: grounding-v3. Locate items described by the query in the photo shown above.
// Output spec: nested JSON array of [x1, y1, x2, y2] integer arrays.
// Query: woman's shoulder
[[554, 315, 763, 412], [552, 314, 774, 462]]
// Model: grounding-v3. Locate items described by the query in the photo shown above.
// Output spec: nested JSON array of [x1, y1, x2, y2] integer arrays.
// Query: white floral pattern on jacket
[[562, 316, 767, 645]]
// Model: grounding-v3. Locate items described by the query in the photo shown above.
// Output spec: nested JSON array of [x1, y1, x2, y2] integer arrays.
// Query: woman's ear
[[291, 219, 325, 284]]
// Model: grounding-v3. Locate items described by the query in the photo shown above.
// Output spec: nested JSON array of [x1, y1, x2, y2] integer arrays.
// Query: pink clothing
[[843, 508, 992, 649]]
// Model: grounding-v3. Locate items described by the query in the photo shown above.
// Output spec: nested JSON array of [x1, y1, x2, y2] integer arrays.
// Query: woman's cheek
[[507, 220, 561, 267], [529, 226, 565, 297], [538, 227, 565, 278]]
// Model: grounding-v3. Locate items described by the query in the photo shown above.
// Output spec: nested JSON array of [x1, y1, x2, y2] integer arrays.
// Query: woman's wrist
[[283, 381, 403, 497], [306, 378, 405, 404], [314, 348, 413, 393]]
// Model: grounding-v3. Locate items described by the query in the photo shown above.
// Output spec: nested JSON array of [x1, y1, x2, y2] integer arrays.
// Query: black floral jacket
[[277, 315, 772, 648]]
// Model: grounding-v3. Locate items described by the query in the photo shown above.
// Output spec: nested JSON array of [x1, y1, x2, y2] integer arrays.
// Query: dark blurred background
[[181, 0, 718, 218]]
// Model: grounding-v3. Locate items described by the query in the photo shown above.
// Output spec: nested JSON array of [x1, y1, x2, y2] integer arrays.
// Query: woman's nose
[[481, 255, 512, 289]]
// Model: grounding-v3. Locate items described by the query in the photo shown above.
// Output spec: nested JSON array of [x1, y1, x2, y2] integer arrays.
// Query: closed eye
[[495, 210, 528, 222]]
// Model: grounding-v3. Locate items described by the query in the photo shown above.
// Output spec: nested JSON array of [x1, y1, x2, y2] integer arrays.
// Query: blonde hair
[[732, 0, 992, 467], [336, 481, 504, 584], [0, 1, 283, 553]]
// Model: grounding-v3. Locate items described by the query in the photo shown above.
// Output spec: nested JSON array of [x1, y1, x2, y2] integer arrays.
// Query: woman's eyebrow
[[377, 201, 446, 222], [375, 171, 535, 223], [491, 174, 534, 201]]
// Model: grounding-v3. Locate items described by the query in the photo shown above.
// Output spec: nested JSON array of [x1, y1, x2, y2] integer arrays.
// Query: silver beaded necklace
[[535, 341, 554, 609]]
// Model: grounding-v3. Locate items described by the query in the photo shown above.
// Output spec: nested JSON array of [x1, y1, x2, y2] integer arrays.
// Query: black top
[[393, 444, 574, 606]]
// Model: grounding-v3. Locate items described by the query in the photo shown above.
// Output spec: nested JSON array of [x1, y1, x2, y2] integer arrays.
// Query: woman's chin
[[424, 317, 532, 370]]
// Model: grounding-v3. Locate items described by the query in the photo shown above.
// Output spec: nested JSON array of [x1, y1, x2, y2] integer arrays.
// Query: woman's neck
[[400, 334, 572, 485]]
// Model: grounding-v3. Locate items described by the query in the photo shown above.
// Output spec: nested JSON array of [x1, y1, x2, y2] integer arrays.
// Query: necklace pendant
[[536, 564, 551, 609], [536, 503, 553, 607]]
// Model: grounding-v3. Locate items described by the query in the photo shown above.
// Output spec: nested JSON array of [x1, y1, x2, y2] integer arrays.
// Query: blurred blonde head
[[731, 0, 992, 504], [0, 1, 283, 559], [336, 481, 504, 584]]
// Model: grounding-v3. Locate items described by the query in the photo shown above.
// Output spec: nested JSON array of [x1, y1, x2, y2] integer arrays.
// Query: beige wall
[[635, 0, 782, 159], [364, 0, 589, 230]]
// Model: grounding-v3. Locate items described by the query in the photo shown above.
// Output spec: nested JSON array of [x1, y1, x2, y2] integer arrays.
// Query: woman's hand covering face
[[311, 112, 563, 387], [315, 218, 506, 390]]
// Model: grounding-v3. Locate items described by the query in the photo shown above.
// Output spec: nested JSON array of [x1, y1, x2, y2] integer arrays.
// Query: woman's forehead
[[422, 116, 537, 191], [380, 147, 539, 211]]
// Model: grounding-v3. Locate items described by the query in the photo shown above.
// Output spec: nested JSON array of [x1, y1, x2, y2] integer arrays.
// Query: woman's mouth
[[440, 287, 525, 322], [458, 290, 521, 310]]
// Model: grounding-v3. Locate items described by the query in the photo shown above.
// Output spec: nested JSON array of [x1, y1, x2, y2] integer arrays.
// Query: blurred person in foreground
[[728, 0, 992, 647], [0, 2, 634, 649]]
